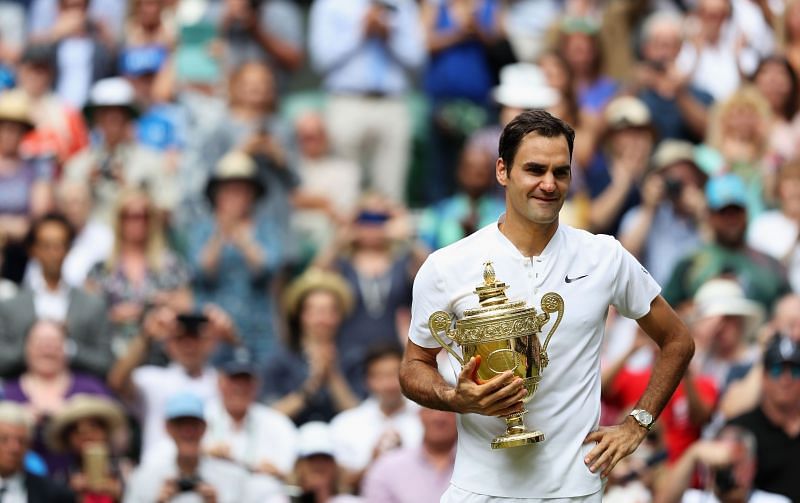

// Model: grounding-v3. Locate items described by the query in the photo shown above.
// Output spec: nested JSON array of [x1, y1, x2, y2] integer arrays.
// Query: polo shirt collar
[[492, 214, 564, 260]]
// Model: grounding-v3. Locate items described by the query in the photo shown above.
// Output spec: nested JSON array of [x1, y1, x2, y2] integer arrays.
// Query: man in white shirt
[[400, 110, 695, 501], [330, 344, 422, 489]]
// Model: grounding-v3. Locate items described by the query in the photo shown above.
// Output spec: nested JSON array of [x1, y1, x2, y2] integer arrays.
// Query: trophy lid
[[463, 262, 533, 319]]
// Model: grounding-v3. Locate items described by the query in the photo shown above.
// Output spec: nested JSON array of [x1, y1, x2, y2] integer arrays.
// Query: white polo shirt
[[409, 220, 660, 499]]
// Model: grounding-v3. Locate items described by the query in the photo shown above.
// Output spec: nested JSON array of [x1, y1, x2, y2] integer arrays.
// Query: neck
[[230, 105, 267, 122], [379, 398, 403, 417], [28, 370, 68, 383], [499, 215, 558, 257], [228, 408, 248, 426], [120, 242, 146, 256], [176, 454, 199, 476], [43, 273, 63, 291], [183, 364, 204, 378], [423, 441, 454, 470]]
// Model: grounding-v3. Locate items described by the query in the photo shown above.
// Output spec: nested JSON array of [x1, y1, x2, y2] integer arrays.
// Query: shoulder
[[751, 490, 792, 503], [369, 447, 418, 474], [726, 408, 764, 430], [252, 403, 297, 431], [25, 473, 75, 501], [330, 401, 371, 429]]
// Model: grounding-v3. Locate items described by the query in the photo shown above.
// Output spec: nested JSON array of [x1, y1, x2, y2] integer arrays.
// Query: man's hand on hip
[[583, 416, 648, 478], [446, 356, 528, 417]]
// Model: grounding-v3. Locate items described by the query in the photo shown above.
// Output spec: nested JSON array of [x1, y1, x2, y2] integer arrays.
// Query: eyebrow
[[522, 163, 572, 172]]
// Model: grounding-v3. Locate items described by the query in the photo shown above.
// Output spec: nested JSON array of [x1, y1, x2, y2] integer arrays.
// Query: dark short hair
[[363, 343, 403, 377], [498, 110, 575, 170], [25, 212, 76, 251]]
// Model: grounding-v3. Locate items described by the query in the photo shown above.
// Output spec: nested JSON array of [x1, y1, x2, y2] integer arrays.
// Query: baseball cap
[[218, 350, 260, 377], [705, 174, 748, 211], [165, 392, 205, 421], [763, 335, 800, 367], [20, 44, 56, 69], [297, 421, 335, 458], [120, 45, 168, 76]]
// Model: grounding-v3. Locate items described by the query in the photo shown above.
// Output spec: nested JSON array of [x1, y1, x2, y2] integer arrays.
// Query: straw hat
[[0, 91, 34, 130], [204, 150, 266, 205], [693, 278, 765, 340], [45, 394, 127, 452], [283, 268, 354, 317]]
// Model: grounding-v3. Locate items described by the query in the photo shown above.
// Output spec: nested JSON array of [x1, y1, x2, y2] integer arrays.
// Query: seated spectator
[[725, 336, 800, 502], [286, 421, 360, 503], [417, 144, 505, 252], [124, 392, 256, 503], [262, 268, 358, 425], [85, 189, 191, 358], [747, 160, 800, 293], [0, 214, 112, 378], [619, 140, 708, 286], [64, 77, 178, 224], [185, 151, 283, 363], [330, 344, 422, 491], [586, 96, 654, 235], [655, 425, 790, 503], [14, 44, 90, 164], [290, 112, 360, 261], [361, 408, 456, 503], [108, 305, 236, 456], [663, 174, 790, 310], [0, 401, 75, 502], [634, 10, 713, 143], [2, 320, 112, 478], [309, 0, 425, 203], [203, 354, 298, 482], [0, 91, 54, 284], [44, 394, 127, 500]]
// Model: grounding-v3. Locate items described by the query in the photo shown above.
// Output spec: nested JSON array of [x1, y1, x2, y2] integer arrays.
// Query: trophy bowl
[[428, 262, 564, 449]]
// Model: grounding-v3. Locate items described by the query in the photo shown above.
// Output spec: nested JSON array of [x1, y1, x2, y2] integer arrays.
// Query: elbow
[[669, 324, 695, 372]]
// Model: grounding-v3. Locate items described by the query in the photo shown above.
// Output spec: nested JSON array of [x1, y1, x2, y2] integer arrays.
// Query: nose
[[540, 172, 557, 193]]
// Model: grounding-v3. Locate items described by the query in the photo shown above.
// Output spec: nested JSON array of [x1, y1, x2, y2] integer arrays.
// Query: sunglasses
[[356, 211, 390, 225], [767, 363, 800, 379]]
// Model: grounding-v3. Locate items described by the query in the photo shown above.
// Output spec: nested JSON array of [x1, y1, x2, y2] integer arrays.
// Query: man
[[124, 392, 253, 503], [663, 174, 790, 311], [0, 213, 112, 378], [727, 336, 800, 502], [203, 354, 297, 482], [362, 407, 456, 503], [309, 0, 425, 203], [656, 425, 790, 503], [108, 305, 237, 456], [635, 11, 713, 143], [400, 110, 694, 501], [330, 344, 422, 489], [0, 401, 75, 502]]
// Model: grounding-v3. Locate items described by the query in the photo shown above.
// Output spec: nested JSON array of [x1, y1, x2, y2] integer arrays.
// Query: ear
[[496, 157, 508, 187]]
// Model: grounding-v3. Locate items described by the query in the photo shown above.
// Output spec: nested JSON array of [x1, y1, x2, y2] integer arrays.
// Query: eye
[[554, 168, 571, 179], [526, 166, 546, 176]]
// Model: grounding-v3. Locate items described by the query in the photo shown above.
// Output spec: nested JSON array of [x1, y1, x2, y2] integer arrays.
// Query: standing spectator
[[185, 151, 283, 363], [361, 408, 456, 503], [0, 91, 54, 284], [124, 392, 254, 503], [663, 174, 790, 310], [309, 0, 425, 203], [0, 214, 112, 378], [619, 140, 708, 286], [107, 305, 236, 456], [635, 10, 713, 143], [330, 344, 422, 491], [262, 269, 359, 425], [64, 78, 178, 224], [86, 189, 192, 358], [725, 335, 800, 502], [0, 401, 75, 503]]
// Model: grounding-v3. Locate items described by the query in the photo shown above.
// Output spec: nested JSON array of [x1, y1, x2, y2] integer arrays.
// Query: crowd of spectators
[[0, 0, 798, 501]]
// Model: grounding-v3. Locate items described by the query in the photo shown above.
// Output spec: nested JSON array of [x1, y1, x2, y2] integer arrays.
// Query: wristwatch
[[629, 409, 655, 431]]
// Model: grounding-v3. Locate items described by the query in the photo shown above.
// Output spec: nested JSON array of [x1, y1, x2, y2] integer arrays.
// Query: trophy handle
[[538, 292, 564, 369], [428, 311, 465, 366]]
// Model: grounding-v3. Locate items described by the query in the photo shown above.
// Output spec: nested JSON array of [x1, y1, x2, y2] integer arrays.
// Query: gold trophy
[[428, 262, 564, 449]]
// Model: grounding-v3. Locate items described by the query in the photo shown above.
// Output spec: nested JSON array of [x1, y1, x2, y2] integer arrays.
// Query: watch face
[[637, 410, 653, 425]]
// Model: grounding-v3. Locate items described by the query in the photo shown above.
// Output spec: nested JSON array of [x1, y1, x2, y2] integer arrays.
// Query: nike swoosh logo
[[564, 274, 588, 283]]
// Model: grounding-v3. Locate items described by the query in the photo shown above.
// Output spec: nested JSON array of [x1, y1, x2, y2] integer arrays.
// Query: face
[[32, 221, 71, 279], [496, 133, 571, 228], [167, 417, 206, 458], [297, 455, 338, 493], [67, 417, 109, 454], [722, 104, 760, 136], [119, 198, 151, 245], [561, 33, 596, 76], [0, 423, 28, 477], [94, 107, 130, 141], [709, 205, 747, 247], [714, 430, 756, 501], [57, 183, 92, 229], [774, 296, 800, 341], [232, 65, 275, 111], [295, 114, 329, 159], [419, 408, 457, 451], [25, 321, 68, 377], [165, 331, 215, 372], [643, 22, 682, 65], [135, 0, 162, 26], [18, 64, 53, 98], [762, 362, 800, 411], [0, 120, 27, 157], [457, 147, 495, 197], [214, 181, 256, 220], [219, 373, 258, 417], [754, 61, 793, 117], [777, 171, 800, 218], [712, 315, 745, 356], [697, 0, 729, 34], [366, 355, 403, 407], [300, 290, 342, 341]]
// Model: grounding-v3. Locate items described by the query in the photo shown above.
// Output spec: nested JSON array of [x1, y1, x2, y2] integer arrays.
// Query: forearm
[[270, 392, 307, 419], [399, 357, 457, 412], [238, 240, 266, 273], [634, 332, 693, 418], [252, 27, 303, 71], [328, 371, 359, 412], [683, 373, 713, 426], [199, 238, 224, 276], [653, 445, 698, 503], [619, 208, 655, 258], [719, 363, 762, 419], [107, 335, 149, 395], [676, 89, 709, 139], [589, 180, 632, 233]]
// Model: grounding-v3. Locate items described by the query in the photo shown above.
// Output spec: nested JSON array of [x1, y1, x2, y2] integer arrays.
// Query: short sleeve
[[610, 239, 661, 320], [408, 255, 449, 348]]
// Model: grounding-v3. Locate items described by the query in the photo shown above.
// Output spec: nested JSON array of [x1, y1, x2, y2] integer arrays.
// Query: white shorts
[[440, 484, 603, 503]]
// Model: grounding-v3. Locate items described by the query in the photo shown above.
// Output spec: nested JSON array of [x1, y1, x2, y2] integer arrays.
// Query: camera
[[177, 476, 202, 492], [714, 467, 737, 494], [664, 178, 683, 199]]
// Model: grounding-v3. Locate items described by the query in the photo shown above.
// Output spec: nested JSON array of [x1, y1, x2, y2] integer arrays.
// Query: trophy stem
[[491, 410, 545, 450]]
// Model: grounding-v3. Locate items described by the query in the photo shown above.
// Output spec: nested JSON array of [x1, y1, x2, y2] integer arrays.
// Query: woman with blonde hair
[[85, 188, 191, 358]]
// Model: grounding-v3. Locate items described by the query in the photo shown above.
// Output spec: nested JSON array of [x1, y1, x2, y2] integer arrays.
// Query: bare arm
[[675, 87, 709, 140], [653, 440, 733, 503], [251, 26, 304, 71]]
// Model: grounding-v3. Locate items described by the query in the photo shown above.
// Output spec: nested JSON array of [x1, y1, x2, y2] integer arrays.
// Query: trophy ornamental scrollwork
[[428, 262, 565, 449]]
